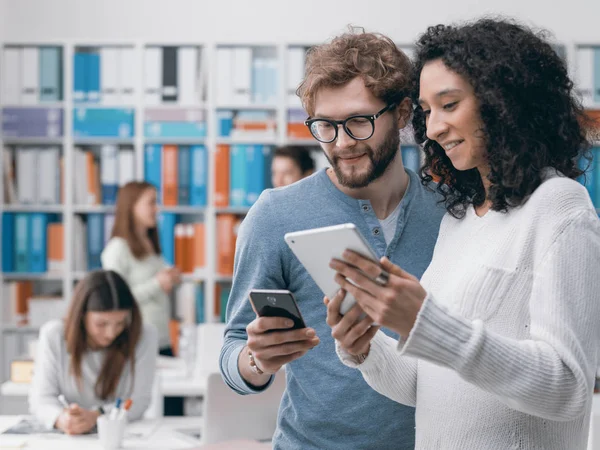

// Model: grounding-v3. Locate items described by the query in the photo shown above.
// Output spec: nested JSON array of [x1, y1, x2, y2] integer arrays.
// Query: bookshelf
[[1, 39, 599, 382]]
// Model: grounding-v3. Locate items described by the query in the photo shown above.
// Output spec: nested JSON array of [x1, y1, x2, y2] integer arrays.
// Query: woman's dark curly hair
[[412, 17, 594, 218]]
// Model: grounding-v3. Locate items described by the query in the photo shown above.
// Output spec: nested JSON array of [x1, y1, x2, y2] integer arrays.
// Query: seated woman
[[28, 270, 158, 434]]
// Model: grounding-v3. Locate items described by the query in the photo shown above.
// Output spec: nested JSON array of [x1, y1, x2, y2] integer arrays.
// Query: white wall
[[1, 0, 599, 45], [0, 0, 5, 42]]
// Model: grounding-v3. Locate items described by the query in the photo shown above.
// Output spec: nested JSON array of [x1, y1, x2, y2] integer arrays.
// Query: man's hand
[[239, 316, 320, 386]]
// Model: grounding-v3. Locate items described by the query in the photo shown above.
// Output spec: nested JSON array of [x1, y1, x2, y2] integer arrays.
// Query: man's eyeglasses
[[305, 103, 396, 143]]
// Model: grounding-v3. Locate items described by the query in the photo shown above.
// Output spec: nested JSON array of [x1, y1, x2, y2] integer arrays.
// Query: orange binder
[[184, 224, 195, 274], [584, 109, 600, 132], [174, 223, 185, 272], [214, 144, 230, 207], [193, 222, 205, 271], [47, 223, 64, 271], [14, 281, 33, 325], [162, 145, 178, 206], [287, 123, 312, 139], [216, 214, 237, 275], [85, 151, 100, 204], [169, 319, 180, 356]]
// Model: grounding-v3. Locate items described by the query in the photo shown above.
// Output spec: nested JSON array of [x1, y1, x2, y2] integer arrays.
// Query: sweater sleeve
[[28, 321, 66, 430], [220, 191, 287, 395], [398, 209, 600, 421], [336, 330, 418, 407], [101, 238, 164, 306]]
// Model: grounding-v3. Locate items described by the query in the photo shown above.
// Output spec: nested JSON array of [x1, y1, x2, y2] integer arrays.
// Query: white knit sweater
[[101, 237, 171, 349], [338, 172, 600, 449]]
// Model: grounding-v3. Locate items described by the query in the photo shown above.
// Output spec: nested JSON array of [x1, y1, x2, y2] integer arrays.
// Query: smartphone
[[248, 289, 307, 331]]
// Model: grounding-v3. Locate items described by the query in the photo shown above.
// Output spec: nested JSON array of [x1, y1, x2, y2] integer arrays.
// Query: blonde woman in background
[[101, 181, 183, 415]]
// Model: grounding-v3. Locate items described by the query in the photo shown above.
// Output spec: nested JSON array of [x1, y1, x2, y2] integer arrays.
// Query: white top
[[337, 172, 600, 449], [101, 237, 171, 348], [28, 320, 158, 429]]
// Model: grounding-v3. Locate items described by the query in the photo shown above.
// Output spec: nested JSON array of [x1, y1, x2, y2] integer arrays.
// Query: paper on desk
[[0, 416, 61, 435], [125, 418, 161, 439], [0, 435, 27, 449]]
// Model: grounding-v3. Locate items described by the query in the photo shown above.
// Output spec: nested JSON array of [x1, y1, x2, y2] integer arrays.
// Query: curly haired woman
[[325, 17, 600, 449]]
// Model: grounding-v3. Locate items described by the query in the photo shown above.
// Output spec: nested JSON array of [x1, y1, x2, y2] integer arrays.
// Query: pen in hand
[[58, 394, 69, 409]]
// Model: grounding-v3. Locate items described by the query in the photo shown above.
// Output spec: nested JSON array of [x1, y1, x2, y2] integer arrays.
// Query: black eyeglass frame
[[304, 103, 396, 143]]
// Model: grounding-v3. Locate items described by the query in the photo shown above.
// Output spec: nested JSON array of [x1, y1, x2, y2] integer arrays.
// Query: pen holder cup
[[97, 415, 127, 450]]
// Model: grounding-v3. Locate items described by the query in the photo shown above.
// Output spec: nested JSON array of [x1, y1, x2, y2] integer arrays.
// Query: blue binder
[[87, 214, 105, 270], [593, 48, 600, 104], [592, 147, 600, 208], [144, 144, 162, 203], [245, 145, 267, 206], [190, 145, 207, 207], [229, 145, 247, 207], [39, 47, 62, 102], [1, 213, 15, 272], [178, 145, 191, 205], [87, 51, 101, 103], [195, 284, 205, 324], [30, 213, 49, 273], [72, 107, 134, 138], [158, 213, 176, 265], [73, 52, 87, 102], [144, 122, 207, 138], [15, 214, 30, 272], [579, 153, 597, 207]]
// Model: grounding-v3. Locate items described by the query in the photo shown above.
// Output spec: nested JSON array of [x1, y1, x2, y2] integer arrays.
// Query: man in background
[[271, 145, 315, 188]]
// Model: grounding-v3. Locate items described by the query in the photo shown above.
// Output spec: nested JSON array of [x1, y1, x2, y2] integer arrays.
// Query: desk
[[0, 384, 27, 398], [160, 373, 207, 397], [1, 365, 210, 415], [155, 356, 207, 396], [0, 378, 208, 398], [0, 415, 202, 449]]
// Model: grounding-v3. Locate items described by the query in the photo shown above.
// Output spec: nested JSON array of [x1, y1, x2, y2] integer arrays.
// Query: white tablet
[[284, 223, 381, 315]]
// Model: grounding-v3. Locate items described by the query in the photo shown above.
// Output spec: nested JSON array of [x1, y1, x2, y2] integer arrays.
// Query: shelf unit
[[0, 40, 324, 381]]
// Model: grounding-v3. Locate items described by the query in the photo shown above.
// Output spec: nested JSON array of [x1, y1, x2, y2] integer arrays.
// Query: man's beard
[[326, 127, 400, 189]]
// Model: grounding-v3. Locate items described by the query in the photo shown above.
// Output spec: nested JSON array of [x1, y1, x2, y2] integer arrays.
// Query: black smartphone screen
[[249, 290, 306, 331]]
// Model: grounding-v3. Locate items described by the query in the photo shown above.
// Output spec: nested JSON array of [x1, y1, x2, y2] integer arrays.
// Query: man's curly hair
[[412, 18, 594, 218], [298, 26, 413, 117]]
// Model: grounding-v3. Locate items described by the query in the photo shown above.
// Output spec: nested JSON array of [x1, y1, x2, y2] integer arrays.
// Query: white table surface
[[1, 377, 208, 398], [0, 415, 202, 449], [4, 387, 600, 448], [1, 358, 209, 398], [0, 383, 28, 397]]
